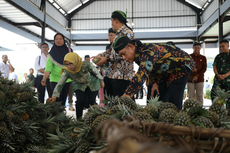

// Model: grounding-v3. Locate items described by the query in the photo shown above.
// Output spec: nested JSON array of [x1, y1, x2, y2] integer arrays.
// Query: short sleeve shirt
[[0, 62, 10, 79]]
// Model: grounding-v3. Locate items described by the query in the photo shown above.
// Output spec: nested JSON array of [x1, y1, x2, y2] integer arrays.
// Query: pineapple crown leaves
[[75, 126, 94, 141], [103, 91, 119, 107], [110, 103, 134, 119], [212, 86, 230, 104], [0, 140, 16, 153], [39, 115, 56, 127], [187, 106, 209, 119], [191, 118, 206, 128], [6, 104, 25, 115], [26, 146, 48, 153], [147, 95, 162, 108], [21, 121, 40, 134]]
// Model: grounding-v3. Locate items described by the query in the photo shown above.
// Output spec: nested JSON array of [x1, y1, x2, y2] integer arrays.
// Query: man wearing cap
[[113, 35, 195, 109], [187, 42, 207, 106], [92, 10, 134, 98]]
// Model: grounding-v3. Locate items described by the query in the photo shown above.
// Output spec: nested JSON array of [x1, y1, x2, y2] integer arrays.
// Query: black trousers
[[147, 69, 191, 110], [50, 82, 71, 106], [136, 86, 143, 99], [104, 77, 113, 98], [75, 87, 98, 119], [36, 75, 52, 103]]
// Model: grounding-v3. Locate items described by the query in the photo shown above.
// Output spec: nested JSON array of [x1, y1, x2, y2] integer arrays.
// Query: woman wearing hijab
[[47, 52, 104, 119], [113, 35, 195, 110], [41, 33, 72, 106]]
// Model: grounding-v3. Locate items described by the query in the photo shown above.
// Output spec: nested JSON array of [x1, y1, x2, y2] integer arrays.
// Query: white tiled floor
[[65, 96, 212, 119]]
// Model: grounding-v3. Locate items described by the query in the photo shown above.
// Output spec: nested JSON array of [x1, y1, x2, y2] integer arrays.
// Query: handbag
[[34, 56, 41, 87]]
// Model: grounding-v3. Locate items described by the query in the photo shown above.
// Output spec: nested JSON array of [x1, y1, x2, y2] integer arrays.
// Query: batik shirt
[[125, 43, 195, 97], [100, 25, 134, 81], [52, 61, 103, 98]]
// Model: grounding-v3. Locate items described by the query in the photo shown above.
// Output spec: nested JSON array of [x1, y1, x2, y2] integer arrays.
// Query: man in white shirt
[[10, 70, 19, 84], [34, 43, 52, 103], [19, 73, 27, 84], [0, 55, 14, 79]]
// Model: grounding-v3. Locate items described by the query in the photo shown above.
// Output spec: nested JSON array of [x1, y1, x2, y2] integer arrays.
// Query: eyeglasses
[[65, 63, 73, 66]]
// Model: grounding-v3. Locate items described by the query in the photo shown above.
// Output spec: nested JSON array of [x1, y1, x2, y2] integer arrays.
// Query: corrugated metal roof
[[185, 0, 210, 9], [0, 1, 36, 23]]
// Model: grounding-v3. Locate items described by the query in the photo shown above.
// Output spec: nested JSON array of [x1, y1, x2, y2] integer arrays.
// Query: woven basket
[[94, 119, 230, 153]]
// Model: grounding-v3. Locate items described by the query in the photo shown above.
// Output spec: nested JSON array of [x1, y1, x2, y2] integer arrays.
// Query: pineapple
[[209, 103, 227, 118], [134, 112, 153, 121], [17, 91, 31, 102], [212, 86, 230, 106], [6, 110, 14, 117], [74, 141, 91, 153], [195, 116, 214, 128], [173, 111, 191, 126], [4, 113, 12, 124], [135, 104, 145, 113], [159, 108, 178, 123], [0, 91, 5, 101], [0, 126, 9, 140], [207, 110, 218, 125], [144, 95, 161, 119], [183, 98, 200, 110], [118, 96, 137, 110], [84, 113, 98, 127], [0, 109, 6, 121], [14, 132, 27, 144], [21, 112, 29, 121], [0, 121, 7, 128], [159, 102, 178, 113], [106, 105, 121, 115], [47, 124, 57, 134], [92, 114, 110, 128]]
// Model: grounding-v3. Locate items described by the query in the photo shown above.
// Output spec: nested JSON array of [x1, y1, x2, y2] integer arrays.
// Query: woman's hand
[[46, 96, 57, 103], [151, 83, 159, 98], [122, 93, 131, 98], [41, 79, 47, 86], [100, 82, 105, 88]]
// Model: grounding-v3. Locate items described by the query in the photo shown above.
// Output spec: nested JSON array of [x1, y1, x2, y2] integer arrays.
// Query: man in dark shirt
[[187, 42, 207, 106]]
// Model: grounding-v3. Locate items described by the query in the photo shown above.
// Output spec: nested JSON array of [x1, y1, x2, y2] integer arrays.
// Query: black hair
[[111, 10, 133, 31], [40, 42, 49, 48], [166, 41, 175, 46], [220, 39, 229, 45], [85, 55, 90, 58], [193, 42, 201, 47]]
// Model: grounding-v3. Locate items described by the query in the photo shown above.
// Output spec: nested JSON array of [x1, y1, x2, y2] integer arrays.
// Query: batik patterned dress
[[52, 61, 103, 98]]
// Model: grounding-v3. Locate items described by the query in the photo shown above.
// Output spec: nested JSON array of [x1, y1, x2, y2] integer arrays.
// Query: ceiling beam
[[6, 0, 70, 39], [67, 0, 96, 19]]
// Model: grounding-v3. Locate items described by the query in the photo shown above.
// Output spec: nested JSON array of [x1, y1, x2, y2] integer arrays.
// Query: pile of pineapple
[[0, 76, 77, 153], [2, 72, 227, 153], [59, 89, 230, 153]]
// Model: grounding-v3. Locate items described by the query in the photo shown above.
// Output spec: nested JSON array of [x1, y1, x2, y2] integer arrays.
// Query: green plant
[[205, 89, 211, 99]]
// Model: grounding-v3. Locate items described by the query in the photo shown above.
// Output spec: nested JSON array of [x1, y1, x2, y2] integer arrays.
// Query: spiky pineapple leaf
[[147, 95, 162, 108]]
